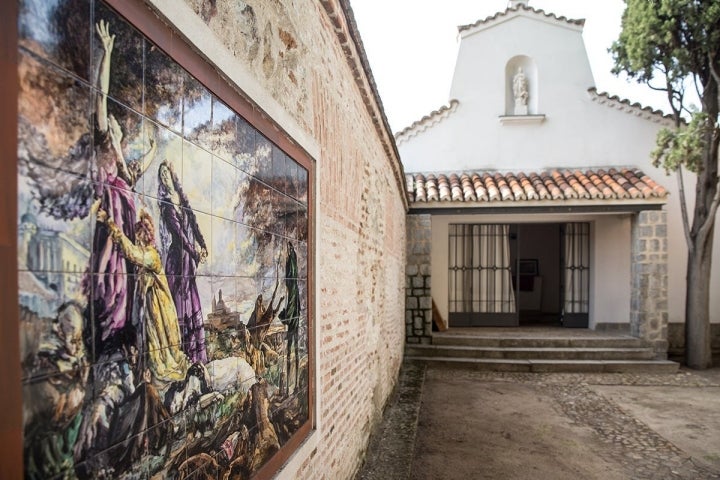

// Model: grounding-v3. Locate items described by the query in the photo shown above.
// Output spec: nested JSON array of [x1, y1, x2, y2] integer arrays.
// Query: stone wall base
[[595, 322, 667, 359], [667, 323, 720, 361], [594, 323, 631, 334]]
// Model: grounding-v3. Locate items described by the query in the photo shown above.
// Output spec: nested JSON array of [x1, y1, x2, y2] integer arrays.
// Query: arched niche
[[505, 56, 538, 116]]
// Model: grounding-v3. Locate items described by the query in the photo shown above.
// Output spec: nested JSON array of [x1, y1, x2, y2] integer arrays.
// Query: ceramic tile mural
[[18, 1, 311, 478]]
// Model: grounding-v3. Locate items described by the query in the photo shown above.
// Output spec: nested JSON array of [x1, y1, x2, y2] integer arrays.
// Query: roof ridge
[[458, 4, 585, 33]]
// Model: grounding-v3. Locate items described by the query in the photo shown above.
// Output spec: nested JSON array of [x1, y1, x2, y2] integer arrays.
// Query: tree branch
[[676, 164, 693, 249], [695, 177, 720, 248], [709, 53, 720, 114]]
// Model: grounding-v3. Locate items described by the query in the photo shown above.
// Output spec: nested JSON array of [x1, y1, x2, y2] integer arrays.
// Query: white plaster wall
[[405, 16, 664, 173], [400, 8, 720, 325], [591, 216, 632, 326], [450, 16, 593, 118], [430, 213, 631, 328]]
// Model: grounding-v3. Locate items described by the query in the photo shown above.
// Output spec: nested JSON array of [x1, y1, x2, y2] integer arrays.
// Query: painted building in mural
[[2, 0, 407, 478], [400, 1, 719, 355]]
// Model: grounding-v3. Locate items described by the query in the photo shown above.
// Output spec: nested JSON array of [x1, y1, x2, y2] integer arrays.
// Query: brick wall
[[406, 214, 432, 344], [164, 0, 408, 478], [630, 210, 669, 357]]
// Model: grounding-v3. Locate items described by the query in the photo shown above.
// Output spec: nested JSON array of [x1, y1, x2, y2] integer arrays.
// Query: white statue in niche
[[513, 67, 529, 115]]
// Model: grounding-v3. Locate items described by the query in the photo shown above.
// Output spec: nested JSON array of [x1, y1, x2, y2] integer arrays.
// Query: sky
[[351, 0, 675, 133]]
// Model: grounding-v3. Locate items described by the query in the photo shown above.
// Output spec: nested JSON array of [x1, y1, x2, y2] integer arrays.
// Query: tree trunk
[[685, 229, 714, 369], [685, 75, 719, 370]]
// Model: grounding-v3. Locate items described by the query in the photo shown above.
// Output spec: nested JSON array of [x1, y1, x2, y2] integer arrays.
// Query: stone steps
[[405, 356, 680, 373], [405, 331, 680, 373], [431, 334, 648, 349], [406, 344, 657, 361]]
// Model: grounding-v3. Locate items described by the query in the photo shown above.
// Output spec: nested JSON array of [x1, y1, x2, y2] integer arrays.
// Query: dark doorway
[[514, 224, 562, 326]]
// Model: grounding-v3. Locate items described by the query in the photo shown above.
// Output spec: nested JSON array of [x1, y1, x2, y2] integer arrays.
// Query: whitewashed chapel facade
[[400, 1, 720, 357]]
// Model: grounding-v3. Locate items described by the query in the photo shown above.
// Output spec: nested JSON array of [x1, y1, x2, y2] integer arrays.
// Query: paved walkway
[[356, 362, 720, 480]]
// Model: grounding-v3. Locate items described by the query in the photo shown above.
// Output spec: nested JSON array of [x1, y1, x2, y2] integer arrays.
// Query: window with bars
[[448, 224, 516, 326]]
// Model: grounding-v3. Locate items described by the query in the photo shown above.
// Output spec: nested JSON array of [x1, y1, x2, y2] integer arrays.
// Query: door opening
[[447, 222, 590, 328]]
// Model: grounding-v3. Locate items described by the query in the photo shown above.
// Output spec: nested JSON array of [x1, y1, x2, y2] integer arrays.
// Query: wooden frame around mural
[[102, 1, 316, 477], [10, 0, 316, 478], [0, 0, 21, 478]]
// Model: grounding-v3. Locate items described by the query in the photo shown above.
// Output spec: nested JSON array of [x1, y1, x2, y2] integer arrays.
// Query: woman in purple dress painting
[[157, 161, 209, 363], [91, 20, 155, 354]]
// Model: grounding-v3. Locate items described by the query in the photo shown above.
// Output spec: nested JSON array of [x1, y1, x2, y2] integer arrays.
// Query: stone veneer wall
[[406, 214, 432, 344], [630, 211, 669, 358], [145, 1, 408, 478]]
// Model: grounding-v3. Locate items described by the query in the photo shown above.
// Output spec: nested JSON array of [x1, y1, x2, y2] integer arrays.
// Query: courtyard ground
[[356, 362, 720, 480]]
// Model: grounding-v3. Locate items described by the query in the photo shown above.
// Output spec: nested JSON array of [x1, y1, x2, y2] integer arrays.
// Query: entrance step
[[406, 344, 657, 361], [404, 329, 680, 373], [405, 357, 680, 373], [432, 334, 649, 349]]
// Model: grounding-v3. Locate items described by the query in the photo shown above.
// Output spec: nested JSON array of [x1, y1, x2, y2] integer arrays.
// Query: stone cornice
[[587, 88, 676, 126], [395, 100, 460, 145], [459, 4, 584, 37]]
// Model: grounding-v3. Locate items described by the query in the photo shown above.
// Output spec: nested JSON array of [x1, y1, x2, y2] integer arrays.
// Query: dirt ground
[[408, 367, 720, 480]]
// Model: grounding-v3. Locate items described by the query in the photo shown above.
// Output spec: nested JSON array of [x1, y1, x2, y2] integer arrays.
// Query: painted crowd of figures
[[89, 20, 205, 380], [21, 13, 308, 480]]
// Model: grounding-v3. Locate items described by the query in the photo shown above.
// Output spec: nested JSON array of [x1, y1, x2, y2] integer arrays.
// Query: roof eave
[[327, 0, 409, 211], [408, 199, 667, 216]]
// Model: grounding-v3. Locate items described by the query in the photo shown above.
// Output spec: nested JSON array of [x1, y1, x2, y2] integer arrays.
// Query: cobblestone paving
[[356, 363, 426, 480], [436, 368, 720, 479], [358, 365, 720, 480]]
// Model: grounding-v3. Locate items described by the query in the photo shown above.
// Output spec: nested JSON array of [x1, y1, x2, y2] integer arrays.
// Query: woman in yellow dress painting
[[97, 207, 189, 382]]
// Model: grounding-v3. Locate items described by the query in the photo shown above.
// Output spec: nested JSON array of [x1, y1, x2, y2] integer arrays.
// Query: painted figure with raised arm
[[90, 20, 156, 355]]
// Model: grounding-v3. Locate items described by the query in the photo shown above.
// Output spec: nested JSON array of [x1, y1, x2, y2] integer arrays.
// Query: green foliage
[[611, 0, 720, 87], [652, 112, 709, 173], [612, 0, 720, 171]]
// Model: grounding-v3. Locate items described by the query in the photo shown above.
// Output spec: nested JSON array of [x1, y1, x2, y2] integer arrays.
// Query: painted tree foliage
[[611, 0, 720, 368]]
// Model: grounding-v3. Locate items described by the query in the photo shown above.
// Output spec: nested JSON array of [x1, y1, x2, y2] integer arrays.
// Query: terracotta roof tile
[[506, 173, 526, 200], [587, 171, 614, 198], [426, 174, 439, 201], [438, 174, 452, 201], [529, 172, 551, 200], [414, 173, 427, 202], [636, 170, 668, 197], [517, 173, 538, 200], [471, 173, 489, 201], [574, 170, 602, 199], [484, 173, 501, 201], [598, 169, 628, 199], [406, 174, 415, 203], [460, 174, 477, 201], [405, 168, 668, 206], [541, 172, 564, 200], [449, 173, 463, 201], [495, 173, 514, 201]]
